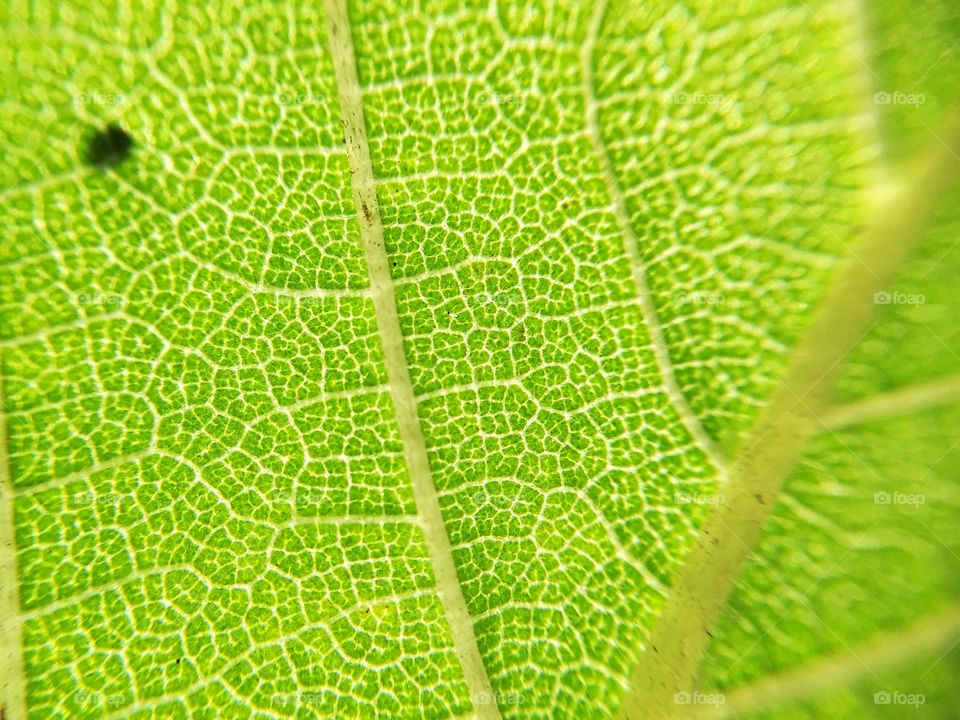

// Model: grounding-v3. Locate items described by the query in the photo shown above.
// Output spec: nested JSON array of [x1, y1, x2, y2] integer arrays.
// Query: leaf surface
[[0, 1, 955, 719]]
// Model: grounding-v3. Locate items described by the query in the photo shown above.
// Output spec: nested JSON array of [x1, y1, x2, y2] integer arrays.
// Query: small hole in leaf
[[85, 124, 134, 168]]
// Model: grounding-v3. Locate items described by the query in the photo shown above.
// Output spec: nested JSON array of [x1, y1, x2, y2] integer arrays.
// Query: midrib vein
[[0, 352, 28, 720], [579, 0, 727, 477], [322, 3, 500, 718], [702, 603, 960, 719], [616, 109, 960, 719]]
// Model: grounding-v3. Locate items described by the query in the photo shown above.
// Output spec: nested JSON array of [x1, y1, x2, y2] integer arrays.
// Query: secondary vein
[[579, 0, 729, 479], [822, 371, 960, 429], [0, 351, 29, 720], [702, 603, 960, 719], [322, 2, 501, 717]]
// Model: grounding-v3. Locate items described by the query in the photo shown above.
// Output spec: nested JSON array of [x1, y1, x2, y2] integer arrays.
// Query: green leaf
[[690, 3, 960, 718], [0, 1, 956, 719]]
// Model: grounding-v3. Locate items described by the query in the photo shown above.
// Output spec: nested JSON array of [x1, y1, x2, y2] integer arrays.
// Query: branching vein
[[617, 108, 960, 719]]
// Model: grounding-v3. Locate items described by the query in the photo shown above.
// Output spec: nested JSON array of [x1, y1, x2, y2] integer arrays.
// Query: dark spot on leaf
[[361, 201, 372, 222], [85, 124, 133, 168], [754, 493, 765, 505]]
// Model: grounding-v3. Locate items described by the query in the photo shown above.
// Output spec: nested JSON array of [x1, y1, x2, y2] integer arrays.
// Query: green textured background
[[1, 0, 957, 718]]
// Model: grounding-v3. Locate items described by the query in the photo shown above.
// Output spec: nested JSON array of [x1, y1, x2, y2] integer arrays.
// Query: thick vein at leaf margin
[[617, 107, 960, 719]]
